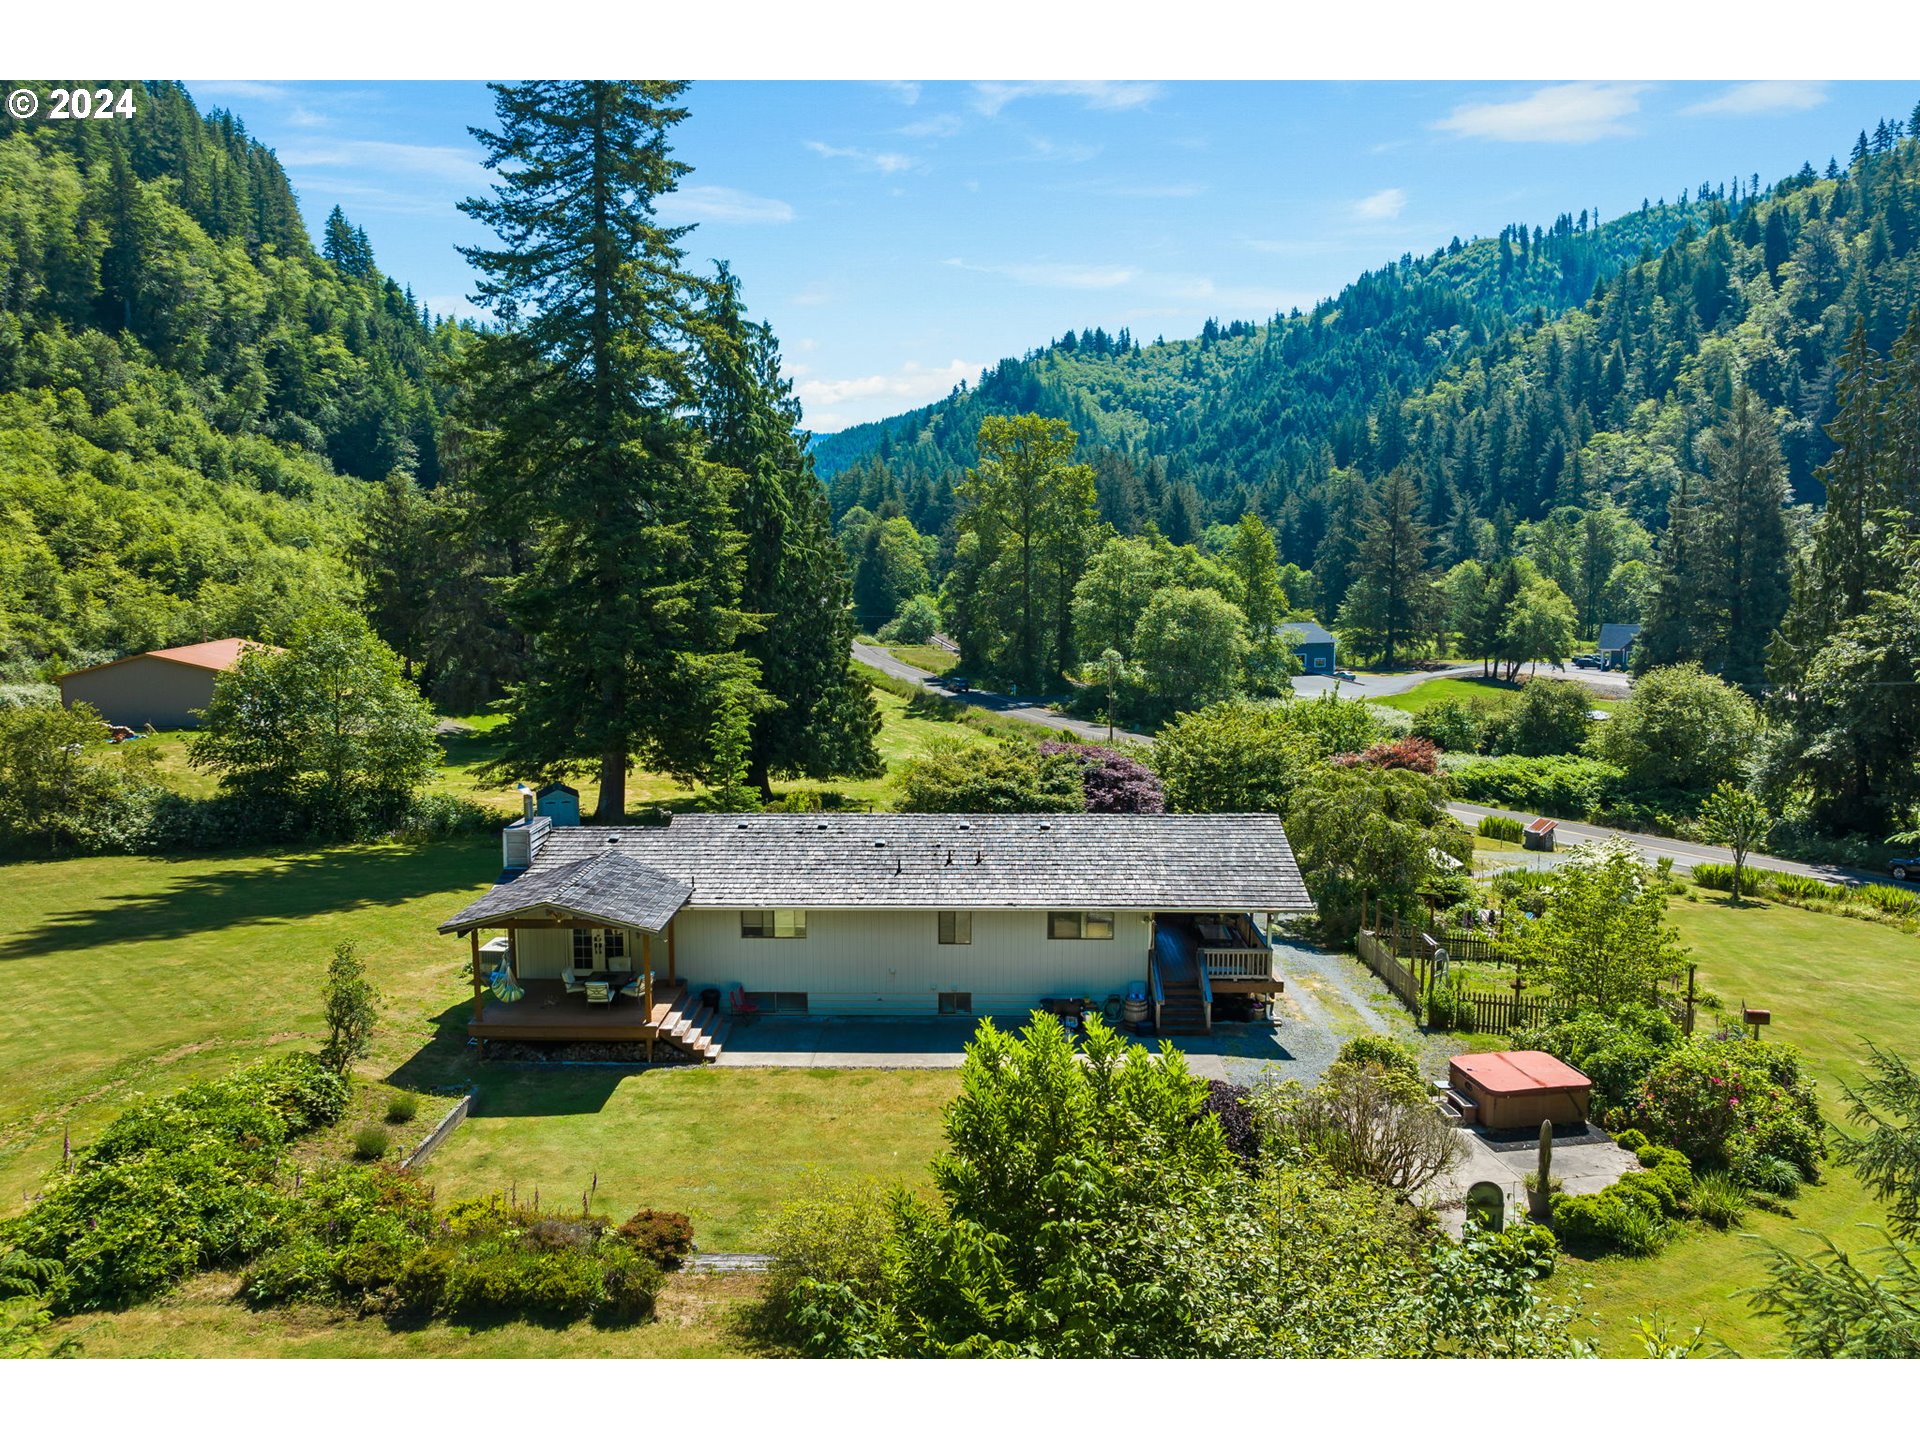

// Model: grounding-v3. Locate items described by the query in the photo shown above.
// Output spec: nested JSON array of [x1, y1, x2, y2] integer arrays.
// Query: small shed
[[1522, 816, 1558, 851], [1449, 1050, 1592, 1130], [536, 782, 581, 828], [1281, 619, 1338, 676]]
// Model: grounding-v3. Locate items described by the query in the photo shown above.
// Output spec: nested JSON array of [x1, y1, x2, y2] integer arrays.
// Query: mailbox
[[1744, 1008, 1771, 1027]]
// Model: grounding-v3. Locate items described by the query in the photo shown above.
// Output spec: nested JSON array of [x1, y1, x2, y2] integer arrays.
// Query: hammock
[[487, 968, 525, 1003]]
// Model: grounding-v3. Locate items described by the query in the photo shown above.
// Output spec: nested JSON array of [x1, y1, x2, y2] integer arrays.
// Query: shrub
[[1856, 884, 1920, 919], [614, 1210, 694, 1269], [1201, 1080, 1259, 1165], [1331, 736, 1441, 774], [894, 738, 1082, 814], [241, 1235, 334, 1306], [320, 942, 380, 1075], [876, 594, 942, 645], [1424, 984, 1474, 1031], [1449, 755, 1626, 817], [1634, 1038, 1824, 1175], [1040, 741, 1165, 814], [1411, 698, 1494, 753], [1591, 663, 1758, 794], [1689, 862, 1737, 892], [391, 1247, 454, 1316], [1738, 1155, 1804, 1198], [385, 1093, 419, 1125], [1772, 873, 1844, 904], [597, 1250, 665, 1324], [446, 1247, 605, 1318], [1550, 1187, 1667, 1257], [1335, 1035, 1422, 1078], [1483, 679, 1593, 758], [1689, 1171, 1751, 1229], [1477, 814, 1525, 844], [762, 1176, 894, 1340], [352, 1126, 390, 1162]]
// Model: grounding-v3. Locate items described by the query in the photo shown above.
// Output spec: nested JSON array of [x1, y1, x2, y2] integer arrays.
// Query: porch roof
[[439, 850, 691, 935]]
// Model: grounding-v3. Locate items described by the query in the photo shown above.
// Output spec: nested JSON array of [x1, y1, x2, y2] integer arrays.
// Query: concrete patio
[[1426, 1124, 1639, 1236]]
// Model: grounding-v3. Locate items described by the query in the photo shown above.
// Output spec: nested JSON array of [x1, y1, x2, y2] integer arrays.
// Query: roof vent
[[957, 821, 971, 831], [1039, 821, 1052, 831], [815, 821, 829, 831], [874, 839, 887, 849], [736, 821, 750, 830], [604, 834, 620, 844]]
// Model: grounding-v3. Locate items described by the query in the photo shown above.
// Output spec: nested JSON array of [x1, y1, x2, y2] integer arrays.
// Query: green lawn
[[0, 838, 497, 1207], [1379, 674, 1619, 715], [1568, 894, 1920, 1354], [886, 643, 957, 675], [423, 1066, 957, 1251]]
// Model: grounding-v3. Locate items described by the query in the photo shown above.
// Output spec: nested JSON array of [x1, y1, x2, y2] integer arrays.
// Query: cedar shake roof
[[59, 638, 275, 680], [513, 812, 1312, 912], [1596, 623, 1641, 654], [1449, 1050, 1591, 1097], [439, 850, 693, 935]]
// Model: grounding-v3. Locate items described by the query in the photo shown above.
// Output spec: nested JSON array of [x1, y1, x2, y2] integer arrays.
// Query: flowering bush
[[1633, 1038, 1824, 1175], [1039, 741, 1165, 813], [1330, 737, 1441, 775]]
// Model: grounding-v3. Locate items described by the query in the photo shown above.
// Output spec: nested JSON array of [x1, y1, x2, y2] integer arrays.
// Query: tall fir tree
[[1336, 466, 1439, 668], [697, 266, 882, 796], [453, 80, 758, 818]]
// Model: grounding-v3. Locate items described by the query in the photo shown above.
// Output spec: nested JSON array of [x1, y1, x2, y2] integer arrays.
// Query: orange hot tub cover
[[1448, 1050, 1593, 1129]]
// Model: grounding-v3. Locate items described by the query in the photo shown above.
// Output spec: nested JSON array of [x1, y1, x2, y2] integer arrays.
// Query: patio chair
[[585, 979, 613, 1005], [561, 968, 586, 994], [619, 976, 645, 999], [727, 985, 760, 1017]]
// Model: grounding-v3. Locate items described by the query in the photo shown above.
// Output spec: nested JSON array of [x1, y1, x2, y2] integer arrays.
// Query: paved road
[[1292, 663, 1633, 701], [1449, 800, 1915, 892], [851, 641, 1151, 744]]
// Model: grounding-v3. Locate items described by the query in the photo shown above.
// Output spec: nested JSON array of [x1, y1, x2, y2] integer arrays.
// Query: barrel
[[1123, 997, 1150, 1026]]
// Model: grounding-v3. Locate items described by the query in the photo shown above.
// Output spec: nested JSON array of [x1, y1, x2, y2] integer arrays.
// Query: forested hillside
[[0, 81, 460, 673], [819, 109, 1920, 588]]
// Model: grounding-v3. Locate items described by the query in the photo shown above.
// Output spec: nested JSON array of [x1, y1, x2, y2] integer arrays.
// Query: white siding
[[665, 907, 1153, 1016], [511, 927, 642, 979]]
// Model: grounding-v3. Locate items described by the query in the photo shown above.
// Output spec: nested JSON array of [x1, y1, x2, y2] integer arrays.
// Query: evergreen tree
[[697, 266, 881, 796], [1338, 467, 1439, 668], [452, 80, 758, 818], [352, 470, 437, 682]]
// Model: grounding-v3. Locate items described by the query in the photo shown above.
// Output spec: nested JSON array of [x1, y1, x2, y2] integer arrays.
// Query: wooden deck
[[469, 978, 684, 1042], [467, 978, 731, 1060]]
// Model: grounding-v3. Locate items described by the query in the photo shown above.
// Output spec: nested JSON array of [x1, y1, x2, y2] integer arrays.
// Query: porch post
[[667, 918, 677, 983], [470, 930, 484, 1021], [642, 932, 655, 1017]]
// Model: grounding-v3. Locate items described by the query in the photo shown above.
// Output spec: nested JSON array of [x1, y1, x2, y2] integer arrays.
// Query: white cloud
[[898, 113, 964, 139], [282, 138, 488, 185], [875, 80, 922, 105], [1434, 83, 1649, 144], [1683, 81, 1827, 117], [945, 258, 1140, 289], [797, 358, 978, 431], [655, 185, 794, 225], [1353, 187, 1407, 221], [970, 81, 1164, 116], [187, 80, 293, 102], [805, 140, 919, 174], [1024, 134, 1102, 163]]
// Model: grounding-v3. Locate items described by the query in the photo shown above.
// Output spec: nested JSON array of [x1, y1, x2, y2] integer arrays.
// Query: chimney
[[502, 814, 553, 873]]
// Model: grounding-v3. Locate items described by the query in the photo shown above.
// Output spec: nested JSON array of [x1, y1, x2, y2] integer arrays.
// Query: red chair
[[727, 985, 760, 1017]]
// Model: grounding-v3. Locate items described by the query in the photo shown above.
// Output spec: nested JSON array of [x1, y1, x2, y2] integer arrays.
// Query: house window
[[938, 910, 972, 945], [1314, 655, 1327, 670], [741, 909, 808, 939], [746, 991, 809, 1013], [1048, 911, 1115, 940], [572, 927, 626, 968], [938, 992, 972, 1015]]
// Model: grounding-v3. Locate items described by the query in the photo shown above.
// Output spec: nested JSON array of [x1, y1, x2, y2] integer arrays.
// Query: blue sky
[[189, 79, 1920, 432]]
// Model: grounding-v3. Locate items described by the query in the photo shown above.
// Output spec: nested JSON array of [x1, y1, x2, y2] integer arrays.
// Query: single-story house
[[440, 811, 1312, 1061], [1281, 619, 1338, 675], [1596, 623, 1641, 671], [57, 638, 272, 730]]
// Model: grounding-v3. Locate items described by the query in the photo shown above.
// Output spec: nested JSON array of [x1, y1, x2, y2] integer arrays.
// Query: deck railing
[[1200, 945, 1275, 979]]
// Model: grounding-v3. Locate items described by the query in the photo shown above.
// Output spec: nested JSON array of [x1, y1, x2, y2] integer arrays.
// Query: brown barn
[[58, 639, 270, 730]]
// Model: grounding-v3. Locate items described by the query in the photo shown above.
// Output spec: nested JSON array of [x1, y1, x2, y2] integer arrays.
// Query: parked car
[[1331, 669, 1357, 682], [946, 676, 971, 693], [1571, 653, 1602, 669], [1892, 857, 1918, 881]]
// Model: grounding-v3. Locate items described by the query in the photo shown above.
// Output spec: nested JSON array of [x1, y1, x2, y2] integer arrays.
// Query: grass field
[[1567, 893, 1920, 1354], [423, 1067, 956, 1251], [1379, 674, 1619, 715], [885, 643, 957, 675]]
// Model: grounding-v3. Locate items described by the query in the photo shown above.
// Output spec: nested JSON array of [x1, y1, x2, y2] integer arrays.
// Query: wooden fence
[[1355, 929, 1431, 1017], [1445, 988, 1562, 1034]]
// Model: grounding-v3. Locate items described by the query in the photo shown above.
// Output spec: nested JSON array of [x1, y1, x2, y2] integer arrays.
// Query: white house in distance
[[440, 811, 1312, 1062]]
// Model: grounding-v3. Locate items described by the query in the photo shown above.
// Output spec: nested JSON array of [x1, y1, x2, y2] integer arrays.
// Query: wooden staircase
[[1153, 956, 1211, 1036], [648, 982, 732, 1063]]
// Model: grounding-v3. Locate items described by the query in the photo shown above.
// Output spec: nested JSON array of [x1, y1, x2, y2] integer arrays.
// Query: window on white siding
[[571, 928, 594, 967], [572, 927, 627, 967], [938, 992, 972, 1015], [741, 909, 808, 939], [1048, 911, 1115, 940], [604, 929, 625, 959], [938, 910, 971, 945]]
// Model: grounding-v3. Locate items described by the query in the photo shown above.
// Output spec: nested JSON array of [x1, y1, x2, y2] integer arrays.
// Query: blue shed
[[536, 782, 581, 827], [1282, 619, 1338, 676], [1596, 623, 1641, 672]]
